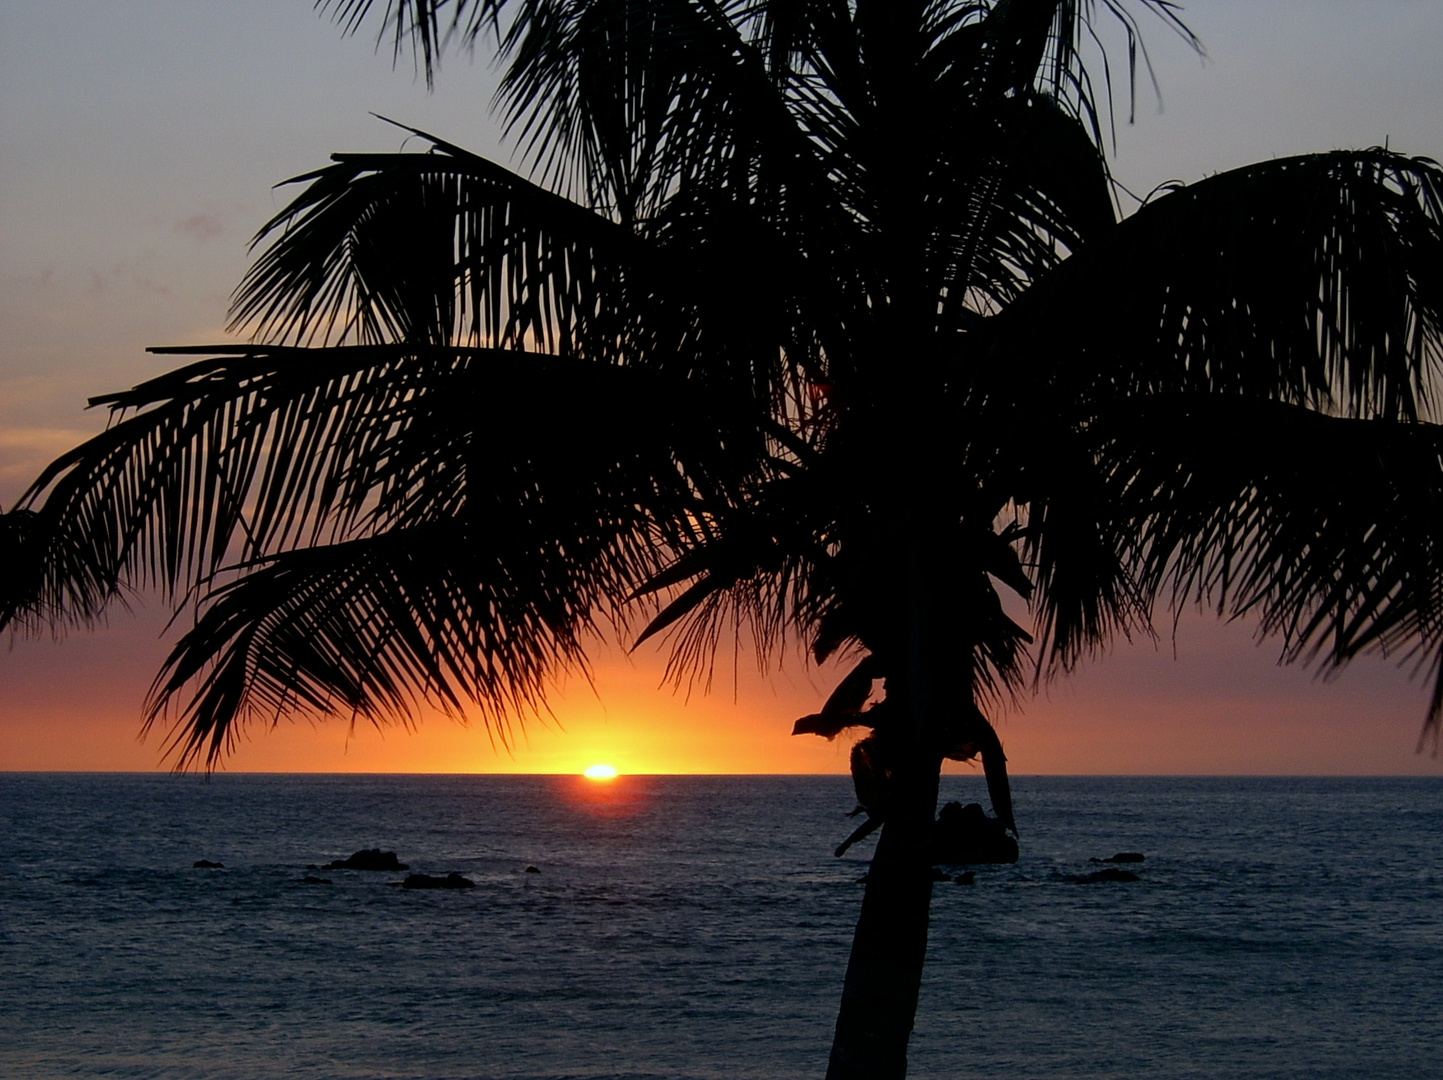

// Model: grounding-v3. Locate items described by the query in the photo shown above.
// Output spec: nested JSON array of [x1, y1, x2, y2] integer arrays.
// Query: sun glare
[[583, 763, 619, 780]]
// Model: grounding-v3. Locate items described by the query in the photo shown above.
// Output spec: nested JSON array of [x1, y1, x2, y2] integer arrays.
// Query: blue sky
[[2, 1, 1442, 773]]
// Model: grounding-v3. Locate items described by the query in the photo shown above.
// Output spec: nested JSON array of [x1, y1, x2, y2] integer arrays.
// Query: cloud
[[70, 263, 171, 297], [175, 212, 227, 242], [15, 267, 57, 291], [171, 203, 248, 243]]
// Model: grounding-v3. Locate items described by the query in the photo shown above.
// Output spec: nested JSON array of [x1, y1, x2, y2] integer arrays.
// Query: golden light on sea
[[583, 763, 619, 780]]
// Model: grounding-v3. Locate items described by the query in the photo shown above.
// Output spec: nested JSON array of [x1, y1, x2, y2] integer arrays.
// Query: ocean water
[[0, 774, 1439, 1079]]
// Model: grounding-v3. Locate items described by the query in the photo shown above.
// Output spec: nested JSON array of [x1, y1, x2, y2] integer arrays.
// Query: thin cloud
[[175, 212, 227, 242]]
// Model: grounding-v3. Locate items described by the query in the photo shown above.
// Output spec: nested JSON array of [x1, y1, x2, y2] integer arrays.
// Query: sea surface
[[0, 774, 1439, 1079]]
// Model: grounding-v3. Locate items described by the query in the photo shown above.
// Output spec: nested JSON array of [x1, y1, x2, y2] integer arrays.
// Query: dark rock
[[321, 849, 409, 871], [931, 802, 1019, 865], [954, 871, 976, 885], [401, 872, 476, 890], [524, 865, 541, 874], [1090, 852, 1145, 864], [301, 876, 332, 885], [192, 860, 224, 869], [930, 867, 950, 882], [1066, 867, 1140, 884]]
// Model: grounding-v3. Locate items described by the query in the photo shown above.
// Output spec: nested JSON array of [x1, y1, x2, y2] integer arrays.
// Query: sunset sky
[[3, 1, 1442, 775]]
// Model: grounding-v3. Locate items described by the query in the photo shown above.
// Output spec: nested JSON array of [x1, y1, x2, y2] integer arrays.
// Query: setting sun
[[583, 763, 619, 780]]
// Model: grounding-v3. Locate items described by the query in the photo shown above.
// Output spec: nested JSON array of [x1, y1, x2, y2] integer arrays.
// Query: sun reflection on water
[[560, 768, 648, 819]]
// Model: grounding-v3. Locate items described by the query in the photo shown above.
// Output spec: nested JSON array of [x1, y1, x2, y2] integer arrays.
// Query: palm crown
[[4, 3, 1443, 1076]]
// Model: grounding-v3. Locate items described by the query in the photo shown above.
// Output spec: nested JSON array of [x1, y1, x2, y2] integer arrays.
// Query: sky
[[2, 1, 1443, 775]]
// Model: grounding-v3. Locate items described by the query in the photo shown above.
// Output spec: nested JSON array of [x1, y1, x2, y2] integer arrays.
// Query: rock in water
[[192, 860, 224, 869], [321, 849, 409, 871], [931, 802, 1019, 865], [1066, 867, 1141, 884], [401, 872, 476, 890], [1090, 852, 1145, 864]]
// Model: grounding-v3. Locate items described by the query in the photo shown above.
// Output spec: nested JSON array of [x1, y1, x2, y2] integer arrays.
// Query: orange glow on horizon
[[0, 610, 1438, 775], [583, 763, 619, 780]]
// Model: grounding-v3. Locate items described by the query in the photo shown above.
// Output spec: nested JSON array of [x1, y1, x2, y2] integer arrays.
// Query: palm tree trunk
[[825, 747, 943, 1080]]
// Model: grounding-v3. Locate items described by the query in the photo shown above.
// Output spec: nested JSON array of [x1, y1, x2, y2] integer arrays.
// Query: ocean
[[1, 774, 1438, 1079]]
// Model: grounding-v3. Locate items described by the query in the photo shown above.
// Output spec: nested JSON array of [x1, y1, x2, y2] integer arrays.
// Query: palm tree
[[5, 2, 1443, 1076]]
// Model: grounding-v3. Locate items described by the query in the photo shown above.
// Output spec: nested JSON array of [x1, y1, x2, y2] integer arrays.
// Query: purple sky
[[2, 1, 1442, 773]]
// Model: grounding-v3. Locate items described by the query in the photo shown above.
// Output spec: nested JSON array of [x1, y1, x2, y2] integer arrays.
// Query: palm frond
[[925, 91, 1116, 323], [984, 151, 1443, 734], [6, 344, 769, 636], [235, 130, 811, 406], [0, 506, 85, 633], [641, 478, 843, 689], [147, 521, 577, 769], [1096, 395, 1443, 745], [319, 0, 502, 85], [491, 1, 835, 220], [234, 135, 635, 350], [998, 150, 1443, 422]]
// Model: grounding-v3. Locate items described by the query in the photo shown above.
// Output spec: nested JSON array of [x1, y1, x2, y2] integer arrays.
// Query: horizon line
[[1, 769, 1437, 779]]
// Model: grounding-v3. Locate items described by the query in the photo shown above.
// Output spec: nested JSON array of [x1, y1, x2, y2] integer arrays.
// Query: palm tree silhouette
[[5, 3, 1443, 1077]]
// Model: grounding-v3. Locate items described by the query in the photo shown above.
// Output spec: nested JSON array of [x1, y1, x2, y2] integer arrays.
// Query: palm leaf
[[997, 150, 1443, 421], [234, 133, 642, 350], [1096, 395, 1443, 745], [147, 522, 575, 768], [984, 151, 1443, 741], [236, 129, 817, 407], [4, 344, 769, 636]]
